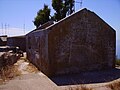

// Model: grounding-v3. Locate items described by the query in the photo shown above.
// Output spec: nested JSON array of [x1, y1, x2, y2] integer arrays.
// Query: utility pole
[[80, 0, 83, 8], [7, 24, 9, 35], [23, 23, 25, 34], [1, 23, 3, 35], [5, 23, 7, 35]]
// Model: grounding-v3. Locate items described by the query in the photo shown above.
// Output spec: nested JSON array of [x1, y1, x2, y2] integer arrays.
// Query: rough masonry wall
[[48, 9, 116, 75], [26, 30, 50, 75], [26, 9, 115, 76]]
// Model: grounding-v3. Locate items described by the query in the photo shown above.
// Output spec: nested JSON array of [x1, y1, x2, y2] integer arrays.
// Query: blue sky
[[0, 0, 120, 57]]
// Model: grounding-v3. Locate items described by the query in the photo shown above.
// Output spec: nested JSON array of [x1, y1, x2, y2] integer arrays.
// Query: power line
[[1, 23, 10, 35]]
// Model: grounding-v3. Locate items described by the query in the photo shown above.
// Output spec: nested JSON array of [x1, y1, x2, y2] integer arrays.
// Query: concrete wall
[[7, 36, 26, 52], [26, 30, 50, 75], [26, 8, 116, 76], [48, 9, 116, 75]]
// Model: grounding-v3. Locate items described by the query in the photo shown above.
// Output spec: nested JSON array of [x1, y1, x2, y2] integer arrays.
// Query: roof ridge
[[46, 8, 88, 30]]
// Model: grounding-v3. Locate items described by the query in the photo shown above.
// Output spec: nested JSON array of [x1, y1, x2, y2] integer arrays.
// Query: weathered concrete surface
[[26, 30, 49, 75], [26, 8, 116, 76]]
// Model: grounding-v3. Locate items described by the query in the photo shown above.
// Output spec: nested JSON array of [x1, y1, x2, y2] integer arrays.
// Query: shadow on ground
[[50, 68, 120, 86]]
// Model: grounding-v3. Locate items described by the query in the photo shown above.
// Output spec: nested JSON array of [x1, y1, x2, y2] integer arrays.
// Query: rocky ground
[[0, 54, 120, 90]]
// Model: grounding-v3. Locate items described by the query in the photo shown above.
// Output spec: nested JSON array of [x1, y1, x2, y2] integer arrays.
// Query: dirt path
[[14, 59, 38, 75], [0, 57, 58, 90]]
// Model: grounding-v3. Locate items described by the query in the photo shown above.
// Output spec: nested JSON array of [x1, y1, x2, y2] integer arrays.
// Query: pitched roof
[[46, 8, 88, 30], [29, 8, 88, 34], [28, 8, 115, 34]]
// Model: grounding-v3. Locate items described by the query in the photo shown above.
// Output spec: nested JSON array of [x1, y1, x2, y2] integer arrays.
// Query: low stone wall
[[7, 35, 26, 52], [0, 52, 20, 68]]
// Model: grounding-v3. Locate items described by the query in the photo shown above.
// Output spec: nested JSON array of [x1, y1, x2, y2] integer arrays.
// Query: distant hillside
[[117, 40, 120, 59]]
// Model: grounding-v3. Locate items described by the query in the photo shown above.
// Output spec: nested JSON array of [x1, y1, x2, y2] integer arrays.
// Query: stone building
[[26, 8, 116, 76], [7, 35, 26, 52]]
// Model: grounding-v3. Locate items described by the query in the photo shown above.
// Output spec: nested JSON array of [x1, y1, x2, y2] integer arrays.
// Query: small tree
[[52, 0, 75, 21], [33, 4, 51, 28], [68, 0, 75, 14], [52, 0, 63, 21]]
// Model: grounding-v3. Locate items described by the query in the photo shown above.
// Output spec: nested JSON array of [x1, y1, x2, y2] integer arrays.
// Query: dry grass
[[0, 56, 38, 84], [65, 85, 93, 90], [20, 57, 28, 62], [107, 80, 120, 90], [65, 80, 120, 90], [0, 65, 21, 84], [19, 57, 38, 73], [26, 63, 38, 73], [80, 85, 93, 90]]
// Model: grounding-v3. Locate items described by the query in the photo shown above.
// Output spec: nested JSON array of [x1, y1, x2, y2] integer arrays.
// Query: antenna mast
[[80, 0, 83, 8], [5, 23, 7, 35], [1, 23, 3, 35], [23, 23, 25, 34], [75, 0, 83, 10]]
